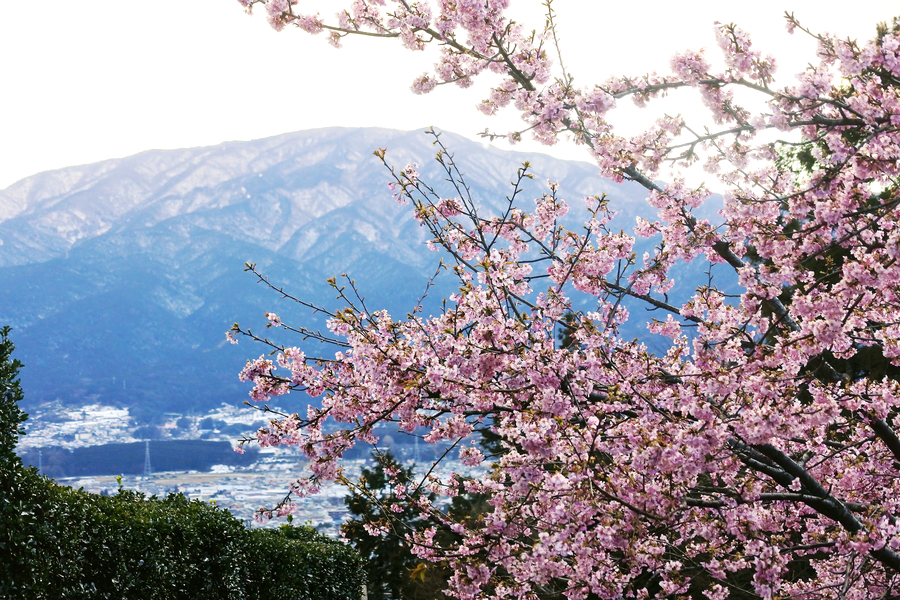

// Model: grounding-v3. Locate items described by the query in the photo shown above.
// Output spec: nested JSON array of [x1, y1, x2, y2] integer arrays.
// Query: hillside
[[0, 127, 712, 421]]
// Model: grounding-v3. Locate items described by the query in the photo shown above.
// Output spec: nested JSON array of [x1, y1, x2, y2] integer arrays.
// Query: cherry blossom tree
[[231, 2, 900, 598]]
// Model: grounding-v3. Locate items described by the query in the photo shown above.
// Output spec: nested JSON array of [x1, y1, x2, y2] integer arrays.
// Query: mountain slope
[[0, 127, 699, 419]]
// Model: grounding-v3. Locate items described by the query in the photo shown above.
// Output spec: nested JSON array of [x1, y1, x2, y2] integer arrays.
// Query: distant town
[[15, 401, 468, 536]]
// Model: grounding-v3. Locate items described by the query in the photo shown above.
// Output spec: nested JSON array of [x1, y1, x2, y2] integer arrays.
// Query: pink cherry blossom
[[233, 4, 900, 598]]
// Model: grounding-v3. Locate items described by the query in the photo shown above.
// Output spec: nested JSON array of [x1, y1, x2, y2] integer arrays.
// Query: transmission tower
[[143, 440, 152, 479]]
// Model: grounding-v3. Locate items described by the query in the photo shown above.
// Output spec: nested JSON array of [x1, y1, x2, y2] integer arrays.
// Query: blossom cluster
[[233, 3, 900, 599]]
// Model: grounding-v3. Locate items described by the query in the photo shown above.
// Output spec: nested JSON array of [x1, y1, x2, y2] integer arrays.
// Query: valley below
[[15, 399, 465, 535]]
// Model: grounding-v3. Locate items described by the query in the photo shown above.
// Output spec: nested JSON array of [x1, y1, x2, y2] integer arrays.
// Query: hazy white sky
[[0, 1, 897, 189]]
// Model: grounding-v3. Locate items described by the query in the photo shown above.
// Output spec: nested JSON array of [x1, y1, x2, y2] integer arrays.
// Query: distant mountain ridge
[[0, 127, 689, 420]]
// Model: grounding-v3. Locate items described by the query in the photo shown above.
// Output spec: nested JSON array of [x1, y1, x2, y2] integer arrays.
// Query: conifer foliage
[[341, 451, 445, 600], [0, 327, 25, 467]]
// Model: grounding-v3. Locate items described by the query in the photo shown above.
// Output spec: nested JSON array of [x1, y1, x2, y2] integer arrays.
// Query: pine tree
[[0, 327, 26, 468]]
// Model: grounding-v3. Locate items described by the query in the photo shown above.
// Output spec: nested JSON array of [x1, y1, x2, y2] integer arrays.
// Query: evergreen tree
[[0, 327, 26, 468], [342, 450, 443, 600]]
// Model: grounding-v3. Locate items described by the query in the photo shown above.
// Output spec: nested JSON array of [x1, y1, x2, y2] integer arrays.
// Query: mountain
[[0, 127, 716, 421]]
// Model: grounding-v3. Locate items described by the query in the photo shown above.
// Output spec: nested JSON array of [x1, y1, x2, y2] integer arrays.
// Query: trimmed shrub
[[243, 525, 367, 600]]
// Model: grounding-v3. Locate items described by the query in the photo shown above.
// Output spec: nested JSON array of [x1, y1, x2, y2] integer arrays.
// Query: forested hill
[[0, 127, 710, 421]]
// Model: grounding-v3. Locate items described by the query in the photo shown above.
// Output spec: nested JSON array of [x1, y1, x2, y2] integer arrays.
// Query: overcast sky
[[0, 1, 896, 189]]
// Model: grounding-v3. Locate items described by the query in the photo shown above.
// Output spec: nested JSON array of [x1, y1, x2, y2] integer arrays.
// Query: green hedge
[[243, 525, 368, 600], [0, 476, 366, 599], [0, 327, 365, 599]]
